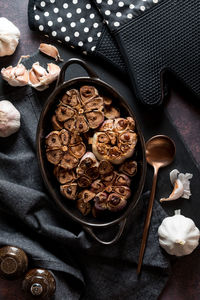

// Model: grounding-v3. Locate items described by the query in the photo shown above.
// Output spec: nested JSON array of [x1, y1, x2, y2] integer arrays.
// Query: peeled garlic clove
[[160, 179, 184, 202], [0, 100, 20, 137], [39, 43, 62, 61], [1, 64, 29, 86], [0, 17, 20, 57]]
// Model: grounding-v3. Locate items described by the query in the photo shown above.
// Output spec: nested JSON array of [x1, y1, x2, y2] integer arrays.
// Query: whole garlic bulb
[[0, 17, 20, 57], [0, 100, 20, 137], [158, 210, 200, 257]]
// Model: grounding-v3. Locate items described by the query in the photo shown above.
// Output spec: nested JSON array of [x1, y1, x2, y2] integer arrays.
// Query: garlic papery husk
[[0, 18, 20, 57], [1, 64, 29, 87], [160, 169, 193, 202], [28, 62, 60, 91], [158, 210, 200, 256], [0, 100, 20, 137], [39, 43, 63, 61]]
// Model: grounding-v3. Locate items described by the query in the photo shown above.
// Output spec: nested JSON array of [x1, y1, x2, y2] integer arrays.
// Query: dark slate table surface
[[0, 1, 200, 299]]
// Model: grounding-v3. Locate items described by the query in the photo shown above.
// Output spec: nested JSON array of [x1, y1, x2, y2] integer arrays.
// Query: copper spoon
[[137, 135, 176, 275]]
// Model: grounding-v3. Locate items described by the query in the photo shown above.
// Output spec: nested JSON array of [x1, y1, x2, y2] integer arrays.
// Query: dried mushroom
[[45, 85, 139, 218], [92, 117, 137, 164]]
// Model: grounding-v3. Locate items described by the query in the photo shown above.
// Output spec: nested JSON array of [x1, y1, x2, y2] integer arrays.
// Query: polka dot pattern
[[31, 0, 104, 53], [31, 0, 160, 55], [94, 0, 160, 31]]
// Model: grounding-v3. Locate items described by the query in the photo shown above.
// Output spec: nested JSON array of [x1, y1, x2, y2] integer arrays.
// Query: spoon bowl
[[137, 135, 176, 274], [146, 135, 176, 169]]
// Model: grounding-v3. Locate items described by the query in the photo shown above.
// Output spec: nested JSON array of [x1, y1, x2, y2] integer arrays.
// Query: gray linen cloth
[[0, 86, 169, 299]]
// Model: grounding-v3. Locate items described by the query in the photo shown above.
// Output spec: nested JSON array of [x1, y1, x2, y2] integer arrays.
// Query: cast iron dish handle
[[56, 58, 99, 87], [83, 218, 127, 245]]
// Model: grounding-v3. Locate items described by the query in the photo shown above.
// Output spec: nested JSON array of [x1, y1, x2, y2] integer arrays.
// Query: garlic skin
[[28, 62, 60, 91], [1, 64, 29, 87], [158, 210, 200, 256], [160, 169, 193, 202], [0, 100, 20, 137], [0, 18, 20, 57]]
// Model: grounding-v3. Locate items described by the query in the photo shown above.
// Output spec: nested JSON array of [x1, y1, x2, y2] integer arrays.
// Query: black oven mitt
[[92, 0, 200, 106], [28, 0, 126, 72]]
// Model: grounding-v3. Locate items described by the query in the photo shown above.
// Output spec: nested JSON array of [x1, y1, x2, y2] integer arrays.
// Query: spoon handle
[[137, 167, 158, 275]]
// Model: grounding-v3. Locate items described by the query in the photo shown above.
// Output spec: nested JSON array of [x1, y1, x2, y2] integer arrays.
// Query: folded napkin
[[0, 85, 170, 299], [29, 0, 200, 106]]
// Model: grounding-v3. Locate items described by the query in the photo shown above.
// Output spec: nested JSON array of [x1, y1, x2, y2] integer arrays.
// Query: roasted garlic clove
[[61, 89, 80, 107], [101, 171, 117, 186], [80, 85, 99, 104], [96, 132, 110, 144], [55, 105, 75, 122], [60, 183, 77, 200], [69, 132, 82, 145], [99, 160, 114, 175], [104, 106, 120, 119], [114, 118, 129, 132], [64, 118, 76, 132], [108, 146, 121, 160], [76, 152, 98, 175], [45, 131, 61, 149], [84, 97, 104, 112], [107, 132, 117, 145], [91, 180, 105, 193], [85, 111, 104, 129], [60, 129, 70, 146], [54, 166, 76, 184], [127, 117, 135, 131], [59, 153, 79, 169], [77, 175, 92, 188], [107, 193, 127, 212], [119, 160, 137, 177], [1, 64, 29, 86], [103, 96, 112, 106], [85, 166, 99, 179], [119, 131, 137, 145], [69, 142, 86, 159], [39, 43, 62, 61], [77, 198, 91, 216], [52, 115, 63, 130], [46, 149, 63, 165], [99, 119, 114, 131], [94, 192, 108, 211], [75, 114, 89, 133], [114, 173, 131, 187], [78, 189, 96, 203], [112, 186, 131, 199]]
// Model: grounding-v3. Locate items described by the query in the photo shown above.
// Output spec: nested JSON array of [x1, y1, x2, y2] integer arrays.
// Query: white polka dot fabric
[[93, 0, 161, 31], [29, 0, 105, 54]]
